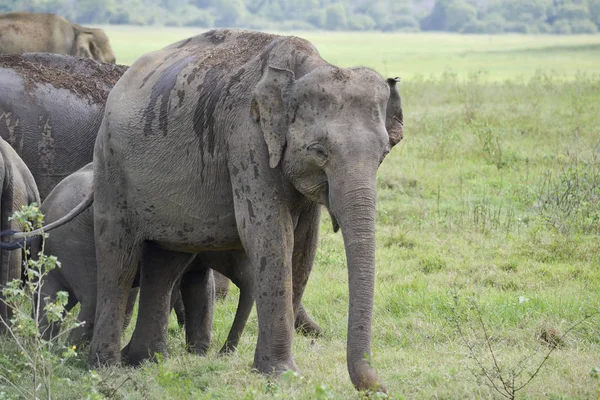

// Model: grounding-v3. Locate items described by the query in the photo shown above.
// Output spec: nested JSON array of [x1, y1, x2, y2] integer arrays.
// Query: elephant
[[36, 163, 314, 355], [0, 53, 126, 200], [0, 52, 320, 341], [0, 137, 40, 330], [0, 12, 116, 63], [86, 29, 403, 392]]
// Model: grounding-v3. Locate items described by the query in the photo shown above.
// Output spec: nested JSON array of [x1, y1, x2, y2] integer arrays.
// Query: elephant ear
[[386, 77, 404, 148], [74, 31, 98, 60], [251, 66, 295, 169]]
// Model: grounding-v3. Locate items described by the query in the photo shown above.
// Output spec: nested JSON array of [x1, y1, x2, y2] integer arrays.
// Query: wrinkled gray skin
[[0, 12, 116, 63], [0, 51, 318, 345], [33, 164, 138, 342], [91, 29, 402, 391], [0, 137, 40, 329], [37, 163, 305, 355], [0, 53, 126, 200]]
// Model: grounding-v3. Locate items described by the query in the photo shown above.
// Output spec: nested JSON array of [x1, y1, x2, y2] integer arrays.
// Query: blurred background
[[2, 0, 600, 34]]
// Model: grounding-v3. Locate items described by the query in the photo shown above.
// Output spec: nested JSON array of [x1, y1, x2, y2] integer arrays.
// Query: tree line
[[1, 0, 599, 34]]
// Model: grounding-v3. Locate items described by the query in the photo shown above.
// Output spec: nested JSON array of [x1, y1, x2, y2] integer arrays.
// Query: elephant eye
[[307, 143, 328, 162]]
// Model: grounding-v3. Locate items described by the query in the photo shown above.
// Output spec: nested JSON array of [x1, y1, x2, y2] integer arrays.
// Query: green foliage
[[2, 0, 600, 33], [0, 204, 87, 398], [569, 18, 599, 33], [421, 0, 478, 31], [590, 0, 600, 25], [324, 3, 347, 30], [214, 0, 245, 27]]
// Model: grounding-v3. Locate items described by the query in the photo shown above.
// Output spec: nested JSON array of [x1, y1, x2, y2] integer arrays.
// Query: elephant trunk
[[329, 168, 384, 392]]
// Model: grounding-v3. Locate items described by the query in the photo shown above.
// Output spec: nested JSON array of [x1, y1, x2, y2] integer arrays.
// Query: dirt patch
[[0, 53, 128, 104], [332, 67, 350, 83]]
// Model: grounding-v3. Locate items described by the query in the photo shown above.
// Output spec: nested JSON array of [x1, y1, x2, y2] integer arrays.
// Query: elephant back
[[0, 54, 127, 199], [0, 53, 126, 104]]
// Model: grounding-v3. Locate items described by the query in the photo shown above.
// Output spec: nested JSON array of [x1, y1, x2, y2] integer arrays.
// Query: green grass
[[2, 28, 600, 398], [100, 26, 600, 80]]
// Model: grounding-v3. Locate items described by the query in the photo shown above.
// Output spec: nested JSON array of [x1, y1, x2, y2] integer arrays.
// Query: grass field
[[101, 26, 600, 80], [1, 28, 600, 399]]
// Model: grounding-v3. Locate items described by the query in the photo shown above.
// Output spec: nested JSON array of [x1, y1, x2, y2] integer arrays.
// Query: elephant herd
[[0, 12, 403, 393]]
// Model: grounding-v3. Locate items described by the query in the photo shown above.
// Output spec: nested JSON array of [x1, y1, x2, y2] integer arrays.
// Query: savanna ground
[[1, 28, 600, 399]]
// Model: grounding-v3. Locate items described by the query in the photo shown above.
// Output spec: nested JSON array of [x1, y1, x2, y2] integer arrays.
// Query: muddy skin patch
[[143, 55, 196, 137], [0, 54, 127, 104], [202, 29, 229, 45], [332, 67, 350, 83]]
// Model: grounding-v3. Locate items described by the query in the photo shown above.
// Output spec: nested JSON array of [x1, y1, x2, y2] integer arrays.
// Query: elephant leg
[[37, 273, 64, 340], [172, 290, 186, 327], [89, 217, 141, 366], [168, 275, 185, 327], [233, 185, 297, 375], [295, 303, 321, 336], [180, 263, 214, 355], [218, 252, 253, 354], [292, 204, 322, 336], [123, 287, 139, 331], [38, 275, 76, 341], [123, 244, 194, 365], [213, 271, 230, 300], [68, 297, 96, 345]]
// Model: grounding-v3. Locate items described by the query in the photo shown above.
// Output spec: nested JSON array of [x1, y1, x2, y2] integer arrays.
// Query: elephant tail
[[0, 190, 93, 246]]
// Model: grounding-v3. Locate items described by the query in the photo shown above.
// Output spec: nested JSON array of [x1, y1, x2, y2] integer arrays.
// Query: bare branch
[[514, 312, 599, 393]]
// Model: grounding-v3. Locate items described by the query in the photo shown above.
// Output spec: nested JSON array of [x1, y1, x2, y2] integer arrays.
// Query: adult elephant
[[0, 137, 40, 329], [0, 12, 116, 63], [0, 53, 126, 200], [0, 52, 320, 337], [90, 29, 403, 392]]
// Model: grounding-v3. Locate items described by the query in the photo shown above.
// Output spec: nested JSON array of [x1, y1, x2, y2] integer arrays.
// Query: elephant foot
[[253, 355, 299, 377], [68, 324, 93, 346], [350, 360, 386, 394], [218, 340, 237, 355], [121, 341, 166, 366], [186, 342, 209, 356], [295, 308, 322, 337], [89, 342, 121, 367]]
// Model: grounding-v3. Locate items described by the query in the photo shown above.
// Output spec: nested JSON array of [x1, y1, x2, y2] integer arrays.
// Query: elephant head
[[72, 25, 116, 64], [251, 65, 403, 391]]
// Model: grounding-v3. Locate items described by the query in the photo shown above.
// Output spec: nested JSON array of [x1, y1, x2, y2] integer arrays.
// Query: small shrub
[[450, 296, 599, 400], [471, 119, 505, 169], [534, 150, 600, 234], [0, 204, 109, 399]]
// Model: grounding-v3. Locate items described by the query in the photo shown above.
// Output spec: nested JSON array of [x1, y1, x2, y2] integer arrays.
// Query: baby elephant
[[37, 163, 254, 354], [37, 163, 254, 353]]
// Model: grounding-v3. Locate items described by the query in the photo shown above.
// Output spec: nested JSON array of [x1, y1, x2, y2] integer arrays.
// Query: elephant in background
[[0, 12, 116, 63], [89, 29, 402, 391], [0, 53, 126, 200], [0, 137, 40, 329]]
